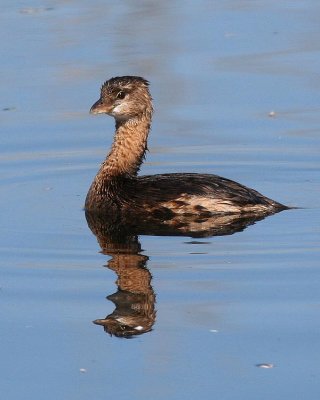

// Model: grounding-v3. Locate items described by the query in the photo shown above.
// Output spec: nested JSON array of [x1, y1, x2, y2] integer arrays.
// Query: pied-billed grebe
[[85, 76, 287, 216]]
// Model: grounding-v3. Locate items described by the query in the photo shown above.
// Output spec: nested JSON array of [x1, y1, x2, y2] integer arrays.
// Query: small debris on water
[[268, 111, 276, 117], [224, 32, 236, 38], [79, 368, 87, 373], [2, 107, 16, 111], [209, 329, 218, 333], [256, 363, 274, 369], [20, 7, 54, 14]]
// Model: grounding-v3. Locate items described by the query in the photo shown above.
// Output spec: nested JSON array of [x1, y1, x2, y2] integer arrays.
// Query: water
[[1, 1, 319, 399]]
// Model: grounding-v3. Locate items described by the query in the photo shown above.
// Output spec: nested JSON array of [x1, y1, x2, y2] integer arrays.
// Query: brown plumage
[[85, 76, 288, 217]]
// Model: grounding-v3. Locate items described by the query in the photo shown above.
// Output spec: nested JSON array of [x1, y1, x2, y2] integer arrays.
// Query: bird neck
[[100, 113, 152, 180]]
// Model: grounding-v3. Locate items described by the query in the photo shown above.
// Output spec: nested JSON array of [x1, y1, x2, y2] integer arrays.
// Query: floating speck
[[2, 107, 16, 111], [20, 7, 54, 14], [79, 368, 87, 373], [224, 32, 236, 38], [268, 111, 276, 117], [209, 329, 218, 333], [256, 363, 274, 369], [185, 241, 211, 244]]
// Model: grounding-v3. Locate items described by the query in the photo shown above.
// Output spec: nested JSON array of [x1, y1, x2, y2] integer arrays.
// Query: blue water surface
[[0, 1, 319, 399]]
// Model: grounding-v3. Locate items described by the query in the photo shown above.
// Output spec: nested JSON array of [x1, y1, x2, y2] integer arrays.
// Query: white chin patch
[[112, 104, 123, 114], [111, 104, 130, 121]]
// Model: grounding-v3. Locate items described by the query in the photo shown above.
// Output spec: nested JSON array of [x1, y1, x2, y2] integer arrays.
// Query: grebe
[[85, 76, 287, 216]]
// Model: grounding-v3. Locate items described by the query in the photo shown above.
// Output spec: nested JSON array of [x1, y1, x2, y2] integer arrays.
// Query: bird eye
[[116, 91, 126, 99]]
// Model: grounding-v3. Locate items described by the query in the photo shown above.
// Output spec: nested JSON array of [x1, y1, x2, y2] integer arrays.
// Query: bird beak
[[90, 99, 107, 114]]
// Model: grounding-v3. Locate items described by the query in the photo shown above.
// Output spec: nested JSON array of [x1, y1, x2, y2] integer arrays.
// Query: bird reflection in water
[[86, 213, 155, 338], [85, 209, 275, 338]]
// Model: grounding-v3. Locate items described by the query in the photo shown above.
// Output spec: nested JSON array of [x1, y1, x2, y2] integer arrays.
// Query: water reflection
[[86, 210, 272, 338], [94, 252, 155, 338]]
